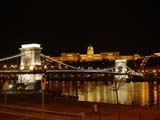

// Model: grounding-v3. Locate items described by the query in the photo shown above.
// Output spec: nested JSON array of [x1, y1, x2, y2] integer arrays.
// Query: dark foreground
[[0, 93, 160, 120]]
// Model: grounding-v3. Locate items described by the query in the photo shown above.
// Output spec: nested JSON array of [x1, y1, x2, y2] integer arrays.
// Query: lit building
[[153, 52, 160, 56], [58, 44, 142, 62], [61, 53, 80, 62], [101, 52, 120, 61]]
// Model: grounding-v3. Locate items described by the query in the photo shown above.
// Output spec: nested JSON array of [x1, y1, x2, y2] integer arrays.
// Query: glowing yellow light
[[20, 66, 24, 70], [29, 66, 34, 70], [153, 69, 156, 73], [3, 65, 7, 68]]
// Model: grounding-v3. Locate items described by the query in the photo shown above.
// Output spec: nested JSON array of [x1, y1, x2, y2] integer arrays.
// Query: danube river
[[47, 79, 160, 107]]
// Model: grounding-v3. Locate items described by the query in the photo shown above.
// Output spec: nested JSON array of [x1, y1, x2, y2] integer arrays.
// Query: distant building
[[61, 53, 80, 61], [153, 52, 160, 56], [51, 44, 142, 62]]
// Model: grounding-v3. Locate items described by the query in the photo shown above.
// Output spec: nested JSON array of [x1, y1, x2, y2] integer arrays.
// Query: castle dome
[[87, 44, 94, 55]]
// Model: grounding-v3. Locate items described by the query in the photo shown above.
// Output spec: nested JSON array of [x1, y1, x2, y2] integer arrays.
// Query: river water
[[47, 79, 160, 107], [1, 77, 160, 107]]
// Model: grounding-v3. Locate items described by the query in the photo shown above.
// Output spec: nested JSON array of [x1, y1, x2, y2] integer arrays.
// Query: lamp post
[[41, 75, 46, 110], [3, 80, 9, 104]]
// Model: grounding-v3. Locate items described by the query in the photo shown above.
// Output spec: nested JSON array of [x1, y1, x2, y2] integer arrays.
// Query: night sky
[[0, 0, 160, 57]]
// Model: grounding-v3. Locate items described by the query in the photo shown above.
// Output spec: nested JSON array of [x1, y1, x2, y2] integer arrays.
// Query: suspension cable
[[0, 52, 32, 62], [0, 54, 21, 62], [40, 54, 80, 70], [41, 53, 118, 72]]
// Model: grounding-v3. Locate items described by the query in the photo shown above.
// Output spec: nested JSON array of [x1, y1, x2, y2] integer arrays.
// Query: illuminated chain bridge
[[0, 43, 143, 84], [0, 53, 143, 75]]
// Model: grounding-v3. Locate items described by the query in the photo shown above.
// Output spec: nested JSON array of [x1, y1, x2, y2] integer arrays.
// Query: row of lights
[[2, 64, 18, 69]]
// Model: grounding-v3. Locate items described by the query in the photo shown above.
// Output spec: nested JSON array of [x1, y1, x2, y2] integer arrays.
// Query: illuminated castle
[[87, 44, 94, 56], [53, 44, 141, 62]]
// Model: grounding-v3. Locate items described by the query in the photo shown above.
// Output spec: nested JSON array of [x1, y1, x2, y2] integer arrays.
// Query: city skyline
[[0, 1, 160, 57]]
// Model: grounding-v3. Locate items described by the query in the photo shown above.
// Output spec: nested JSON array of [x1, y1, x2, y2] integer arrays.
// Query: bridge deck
[[0, 69, 143, 76]]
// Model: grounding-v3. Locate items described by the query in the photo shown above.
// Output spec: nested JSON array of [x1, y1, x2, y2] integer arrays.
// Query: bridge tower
[[114, 59, 128, 104], [115, 59, 128, 80], [18, 43, 43, 84]]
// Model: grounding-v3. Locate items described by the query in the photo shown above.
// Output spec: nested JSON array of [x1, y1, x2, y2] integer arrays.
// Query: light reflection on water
[[47, 79, 160, 106]]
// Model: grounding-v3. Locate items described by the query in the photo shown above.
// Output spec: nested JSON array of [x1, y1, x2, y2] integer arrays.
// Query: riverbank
[[1, 95, 160, 120], [42, 101, 160, 120]]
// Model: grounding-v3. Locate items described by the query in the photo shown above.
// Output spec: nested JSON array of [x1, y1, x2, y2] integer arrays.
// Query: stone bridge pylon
[[18, 43, 43, 84], [114, 59, 128, 80]]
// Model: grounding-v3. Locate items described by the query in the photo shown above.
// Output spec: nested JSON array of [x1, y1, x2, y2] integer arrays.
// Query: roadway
[[0, 104, 82, 120], [0, 69, 143, 76]]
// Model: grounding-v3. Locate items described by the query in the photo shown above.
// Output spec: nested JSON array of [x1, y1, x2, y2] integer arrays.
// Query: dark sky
[[0, 0, 160, 57]]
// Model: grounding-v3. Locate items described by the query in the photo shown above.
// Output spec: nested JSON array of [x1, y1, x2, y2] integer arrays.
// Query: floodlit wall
[[18, 43, 42, 84]]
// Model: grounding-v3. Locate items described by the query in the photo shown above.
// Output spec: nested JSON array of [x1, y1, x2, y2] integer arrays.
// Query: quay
[[0, 95, 160, 120]]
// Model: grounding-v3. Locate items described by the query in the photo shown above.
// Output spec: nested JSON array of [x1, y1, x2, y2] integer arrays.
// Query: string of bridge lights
[[0, 52, 143, 76]]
